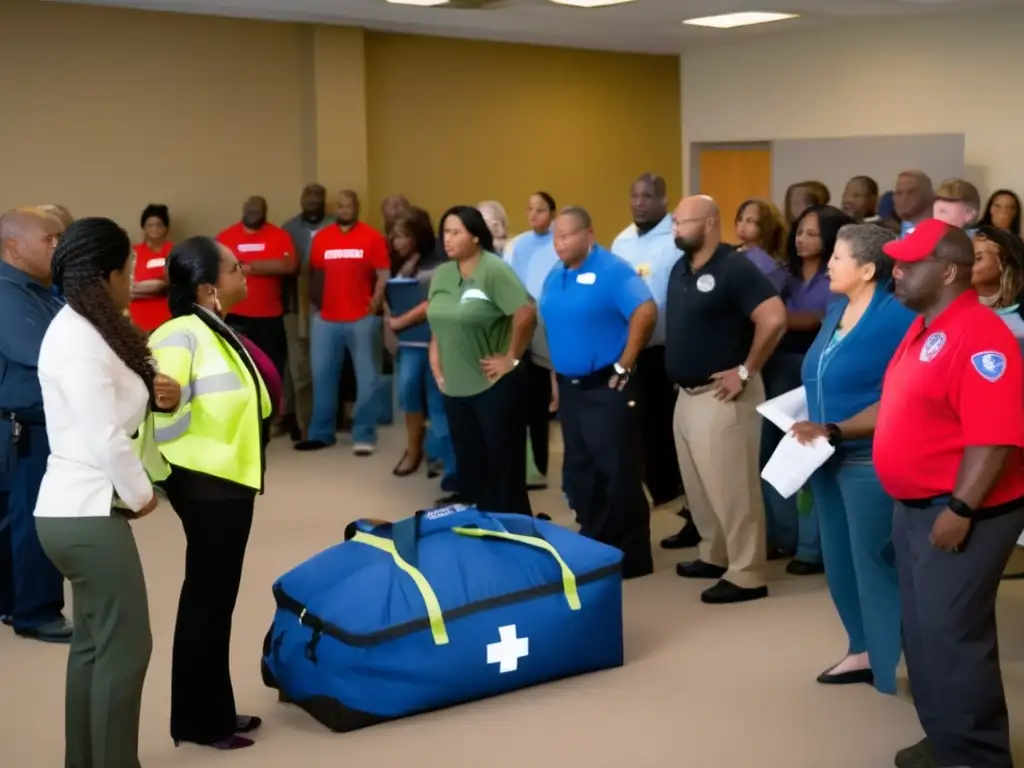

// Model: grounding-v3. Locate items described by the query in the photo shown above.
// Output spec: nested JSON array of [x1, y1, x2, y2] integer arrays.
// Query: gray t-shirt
[[281, 214, 335, 315]]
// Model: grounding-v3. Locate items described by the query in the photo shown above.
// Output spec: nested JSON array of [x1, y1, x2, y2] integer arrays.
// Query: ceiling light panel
[[683, 11, 799, 29]]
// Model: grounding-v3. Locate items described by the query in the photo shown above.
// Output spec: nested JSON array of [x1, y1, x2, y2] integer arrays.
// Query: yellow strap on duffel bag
[[452, 527, 582, 611]]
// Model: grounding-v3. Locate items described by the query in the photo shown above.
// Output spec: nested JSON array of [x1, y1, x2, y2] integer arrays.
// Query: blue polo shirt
[[0, 261, 65, 412], [539, 245, 653, 377], [508, 230, 553, 286], [610, 214, 683, 346]]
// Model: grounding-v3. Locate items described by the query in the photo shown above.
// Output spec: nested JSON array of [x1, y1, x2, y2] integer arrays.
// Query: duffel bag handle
[[452, 526, 582, 612], [347, 504, 508, 568]]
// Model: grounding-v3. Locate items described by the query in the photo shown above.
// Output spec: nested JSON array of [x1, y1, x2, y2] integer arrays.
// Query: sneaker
[[353, 443, 375, 457]]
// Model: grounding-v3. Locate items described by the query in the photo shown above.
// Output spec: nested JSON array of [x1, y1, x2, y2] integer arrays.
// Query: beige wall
[[680, 9, 1024, 201], [0, 0, 681, 247]]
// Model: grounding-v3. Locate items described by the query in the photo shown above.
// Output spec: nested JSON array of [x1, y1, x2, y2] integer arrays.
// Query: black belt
[[557, 365, 616, 390], [0, 408, 44, 426], [898, 494, 1024, 522], [897, 495, 951, 510]]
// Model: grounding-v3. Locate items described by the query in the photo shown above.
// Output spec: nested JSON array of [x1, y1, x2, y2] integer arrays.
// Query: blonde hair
[[476, 200, 510, 252]]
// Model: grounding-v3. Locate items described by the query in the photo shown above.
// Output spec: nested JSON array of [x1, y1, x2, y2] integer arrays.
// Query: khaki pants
[[283, 311, 313, 433], [672, 377, 767, 589]]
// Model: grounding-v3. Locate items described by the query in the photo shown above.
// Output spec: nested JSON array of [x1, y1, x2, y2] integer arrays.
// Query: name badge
[[576, 272, 597, 285]]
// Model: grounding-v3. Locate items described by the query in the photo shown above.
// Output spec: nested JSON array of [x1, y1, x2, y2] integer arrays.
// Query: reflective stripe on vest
[[349, 531, 450, 646]]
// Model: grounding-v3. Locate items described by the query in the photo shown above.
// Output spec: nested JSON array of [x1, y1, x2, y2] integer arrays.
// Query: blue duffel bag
[[261, 504, 624, 732]]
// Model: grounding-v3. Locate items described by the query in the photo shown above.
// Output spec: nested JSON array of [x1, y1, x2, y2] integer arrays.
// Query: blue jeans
[[810, 457, 901, 694], [397, 346, 456, 485], [309, 313, 383, 446], [761, 351, 821, 562]]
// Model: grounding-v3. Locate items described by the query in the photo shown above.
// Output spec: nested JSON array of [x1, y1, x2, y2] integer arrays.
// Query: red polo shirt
[[873, 289, 1024, 507], [309, 221, 388, 322], [128, 241, 172, 332], [216, 222, 293, 318]]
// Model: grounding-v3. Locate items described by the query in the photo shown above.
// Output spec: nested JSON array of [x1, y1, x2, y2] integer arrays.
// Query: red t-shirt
[[873, 289, 1024, 507], [309, 221, 389, 322], [216, 222, 293, 318], [129, 242, 173, 332]]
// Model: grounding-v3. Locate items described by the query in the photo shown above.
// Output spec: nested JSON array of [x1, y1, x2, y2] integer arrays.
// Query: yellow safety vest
[[148, 313, 272, 490], [133, 411, 171, 483]]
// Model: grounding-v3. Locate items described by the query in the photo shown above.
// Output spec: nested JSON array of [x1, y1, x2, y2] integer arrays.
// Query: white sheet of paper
[[756, 386, 810, 433], [761, 432, 835, 499]]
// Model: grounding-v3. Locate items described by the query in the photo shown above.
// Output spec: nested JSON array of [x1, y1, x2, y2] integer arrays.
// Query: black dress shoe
[[700, 580, 768, 604], [294, 439, 330, 451], [675, 560, 726, 579], [816, 666, 874, 686], [786, 559, 825, 576], [15, 618, 72, 643], [660, 523, 702, 550], [767, 547, 794, 561], [895, 738, 938, 768]]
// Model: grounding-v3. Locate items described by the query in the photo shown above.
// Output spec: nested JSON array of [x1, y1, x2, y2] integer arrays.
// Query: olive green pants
[[36, 514, 153, 768]]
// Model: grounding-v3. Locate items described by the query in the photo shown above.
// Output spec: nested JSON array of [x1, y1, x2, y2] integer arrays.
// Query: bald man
[[893, 171, 934, 238], [281, 183, 334, 440], [664, 195, 787, 604], [0, 208, 71, 642], [37, 204, 73, 230]]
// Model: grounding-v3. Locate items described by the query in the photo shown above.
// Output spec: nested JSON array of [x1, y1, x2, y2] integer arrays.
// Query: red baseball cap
[[882, 218, 951, 263]]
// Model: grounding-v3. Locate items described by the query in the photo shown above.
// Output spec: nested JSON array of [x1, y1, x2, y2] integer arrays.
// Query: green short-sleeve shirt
[[427, 251, 530, 397]]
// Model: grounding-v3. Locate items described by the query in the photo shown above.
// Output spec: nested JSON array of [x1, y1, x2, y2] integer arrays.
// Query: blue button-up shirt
[[0, 261, 64, 412], [540, 245, 652, 377], [610, 214, 683, 346]]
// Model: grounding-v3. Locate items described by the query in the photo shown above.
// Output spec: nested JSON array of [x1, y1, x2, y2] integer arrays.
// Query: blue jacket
[[801, 287, 915, 460]]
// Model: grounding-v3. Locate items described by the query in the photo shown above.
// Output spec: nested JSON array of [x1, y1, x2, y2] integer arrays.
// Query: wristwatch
[[825, 423, 843, 446], [737, 364, 751, 386], [948, 496, 974, 520]]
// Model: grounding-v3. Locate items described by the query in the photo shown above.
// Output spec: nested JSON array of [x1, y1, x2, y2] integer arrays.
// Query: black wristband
[[825, 423, 842, 446], [948, 497, 974, 519]]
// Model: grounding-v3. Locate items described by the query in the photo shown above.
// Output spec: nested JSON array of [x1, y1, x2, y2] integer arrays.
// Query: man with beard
[[664, 195, 786, 604], [0, 207, 71, 642], [874, 219, 1024, 768], [893, 170, 935, 238], [281, 183, 334, 440], [611, 174, 693, 548], [298, 190, 389, 456], [216, 196, 296, 378]]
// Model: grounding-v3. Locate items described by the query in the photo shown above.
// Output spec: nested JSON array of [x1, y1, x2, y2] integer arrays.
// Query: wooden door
[[696, 147, 772, 242]]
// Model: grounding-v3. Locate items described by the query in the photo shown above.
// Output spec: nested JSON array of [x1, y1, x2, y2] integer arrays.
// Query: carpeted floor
[[2, 426, 1023, 767]]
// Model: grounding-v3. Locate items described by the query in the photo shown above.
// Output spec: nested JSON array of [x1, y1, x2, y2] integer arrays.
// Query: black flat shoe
[[294, 439, 330, 452], [701, 580, 768, 605], [235, 715, 262, 734], [660, 523, 701, 550], [392, 452, 423, 477], [174, 734, 254, 750], [786, 559, 825, 576], [816, 666, 874, 686]]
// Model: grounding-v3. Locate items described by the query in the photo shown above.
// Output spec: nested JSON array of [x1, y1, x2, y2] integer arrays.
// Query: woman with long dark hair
[[151, 236, 273, 750], [35, 216, 178, 768], [978, 189, 1022, 237], [427, 205, 537, 515]]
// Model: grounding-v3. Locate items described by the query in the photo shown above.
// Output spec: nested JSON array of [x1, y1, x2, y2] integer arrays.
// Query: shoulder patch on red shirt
[[971, 351, 1008, 382]]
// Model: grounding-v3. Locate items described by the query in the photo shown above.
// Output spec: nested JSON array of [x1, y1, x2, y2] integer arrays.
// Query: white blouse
[[35, 306, 153, 518]]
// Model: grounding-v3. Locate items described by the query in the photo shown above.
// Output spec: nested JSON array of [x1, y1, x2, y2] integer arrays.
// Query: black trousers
[[166, 482, 255, 745], [894, 500, 1024, 768], [634, 346, 683, 506], [558, 375, 652, 575], [225, 314, 288, 377], [524, 353, 552, 476], [444, 365, 531, 516]]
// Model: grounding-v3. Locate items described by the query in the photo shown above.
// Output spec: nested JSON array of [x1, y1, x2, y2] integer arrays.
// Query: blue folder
[[386, 277, 431, 344]]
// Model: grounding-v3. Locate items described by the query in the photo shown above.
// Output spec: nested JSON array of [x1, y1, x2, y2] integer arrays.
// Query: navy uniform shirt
[[0, 261, 65, 412], [539, 245, 653, 377]]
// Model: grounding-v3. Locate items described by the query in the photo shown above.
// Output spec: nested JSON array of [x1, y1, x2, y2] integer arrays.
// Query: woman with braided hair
[[34, 216, 181, 768]]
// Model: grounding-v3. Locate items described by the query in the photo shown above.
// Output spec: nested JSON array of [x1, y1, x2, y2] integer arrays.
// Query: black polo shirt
[[665, 244, 779, 387]]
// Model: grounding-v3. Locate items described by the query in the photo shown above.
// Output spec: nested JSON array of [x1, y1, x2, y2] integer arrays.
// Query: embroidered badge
[[696, 274, 716, 293], [971, 351, 1007, 382], [919, 332, 946, 362]]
